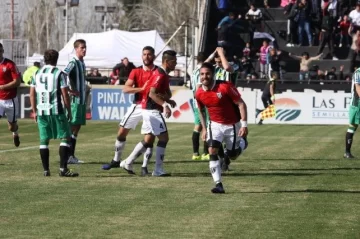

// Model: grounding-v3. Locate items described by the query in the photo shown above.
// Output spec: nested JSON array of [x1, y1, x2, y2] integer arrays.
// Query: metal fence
[[0, 39, 29, 72]]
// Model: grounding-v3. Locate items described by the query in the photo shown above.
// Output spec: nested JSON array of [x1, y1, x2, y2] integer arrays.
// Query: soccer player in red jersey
[[136, 50, 177, 176], [102, 46, 157, 175], [0, 43, 21, 147], [195, 62, 248, 193]]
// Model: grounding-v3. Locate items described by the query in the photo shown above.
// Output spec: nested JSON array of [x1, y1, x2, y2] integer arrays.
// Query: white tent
[[57, 29, 186, 69]]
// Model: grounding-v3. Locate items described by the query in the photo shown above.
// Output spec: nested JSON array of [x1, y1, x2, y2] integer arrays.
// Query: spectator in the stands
[[325, 65, 344, 81], [239, 56, 257, 81], [243, 42, 251, 57], [317, 3, 338, 60], [338, 15, 351, 47], [258, 40, 271, 79], [321, 0, 339, 19], [349, 2, 360, 32], [246, 3, 264, 31], [349, 26, 360, 72], [284, 0, 299, 47], [216, 0, 230, 16], [296, 0, 313, 46], [112, 57, 136, 85], [289, 51, 323, 82], [268, 48, 283, 80], [87, 68, 102, 77], [218, 12, 236, 29], [310, 0, 322, 46]]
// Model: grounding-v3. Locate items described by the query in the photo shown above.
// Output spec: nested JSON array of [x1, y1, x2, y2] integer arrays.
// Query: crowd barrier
[[16, 85, 351, 125]]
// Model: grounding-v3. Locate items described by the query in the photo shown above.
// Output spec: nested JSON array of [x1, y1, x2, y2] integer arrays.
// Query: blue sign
[[91, 89, 134, 120]]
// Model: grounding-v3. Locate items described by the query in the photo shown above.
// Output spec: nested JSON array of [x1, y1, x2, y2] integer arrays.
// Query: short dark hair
[[143, 46, 155, 55], [302, 52, 309, 57], [200, 62, 215, 75], [74, 39, 86, 48], [162, 50, 177, 63], [34, 62, 41, 68], [0, 43, 3, 48], [44, 49, 59, 65], [197, 52, 206, 63]]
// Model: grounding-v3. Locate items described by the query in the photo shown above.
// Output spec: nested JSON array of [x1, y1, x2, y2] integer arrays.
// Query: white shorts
[[119, 104, 142, 130], [207, 121, 241, 150], [141, 109, 167, 136], [0, 97, 19, 123]]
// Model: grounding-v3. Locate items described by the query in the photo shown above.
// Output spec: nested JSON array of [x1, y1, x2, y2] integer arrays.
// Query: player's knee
[[209, 154, 218, 161], [158, 132, 169, 142], [157, 141, 168, 148], [207, 140, 221, 149], [117, 127, 130, 138], [194, 124, 202, 132], [8, 123, 17, 132]]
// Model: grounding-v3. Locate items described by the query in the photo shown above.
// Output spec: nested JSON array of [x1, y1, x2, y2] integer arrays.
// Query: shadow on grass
[[275, 189, 360, 194], [171, 172, 320, 177]]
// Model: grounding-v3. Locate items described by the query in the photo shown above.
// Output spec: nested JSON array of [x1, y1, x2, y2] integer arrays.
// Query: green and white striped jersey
[[351, 68, 360, 107], [191, 64, 202, 95], [214, 62, 239, 84], [30, 65, 67, 116], [63, 56, 86, 105]]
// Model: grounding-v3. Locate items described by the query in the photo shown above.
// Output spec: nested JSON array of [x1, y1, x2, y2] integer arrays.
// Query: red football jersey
[[127, 65, 157, 104], [0, 58, 20, 100], [142, 67, 170, 111], [195, 80, 241, 125]]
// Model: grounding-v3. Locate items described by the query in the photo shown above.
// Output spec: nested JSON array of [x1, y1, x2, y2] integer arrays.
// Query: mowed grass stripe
[[1, 120, 360, 238]]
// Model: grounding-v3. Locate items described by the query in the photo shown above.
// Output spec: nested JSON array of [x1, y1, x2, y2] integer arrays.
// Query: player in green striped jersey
[[191, 52, 212, 161], [212, 47, 239, 84], [344, 67, 360, 159], [30, 49, 78, 177], [63, 39, 87, 164]]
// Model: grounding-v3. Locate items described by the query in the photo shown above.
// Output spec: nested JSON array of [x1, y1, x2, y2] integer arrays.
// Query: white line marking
[[0, 146, 38, 153]]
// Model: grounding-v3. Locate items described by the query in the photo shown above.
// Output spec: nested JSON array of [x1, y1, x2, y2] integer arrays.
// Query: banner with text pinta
[[91, 88, 196, 123]]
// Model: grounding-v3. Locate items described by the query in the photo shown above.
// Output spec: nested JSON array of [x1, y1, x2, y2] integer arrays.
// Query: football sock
[[70, 134, 77, 157], [59, 142, 70, 169], [218, 144, 224, 158], [209, 155, 221, 184], [11, 125, 19, 135], [155, 141, 167, 171], [40, 145, 49, 171], [125, 141, 146, 165], [192, 131, 200, 155], [346, 126, 357, 153], [142, 146, 153, 167], [113, 139, 126, 162], [203, 141, 209, 155]]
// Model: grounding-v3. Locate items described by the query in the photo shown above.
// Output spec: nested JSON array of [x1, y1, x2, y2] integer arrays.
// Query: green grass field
[[1, 120, 360, 238]]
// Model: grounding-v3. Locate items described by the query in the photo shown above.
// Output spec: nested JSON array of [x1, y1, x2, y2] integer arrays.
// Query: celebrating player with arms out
[[195, 62, 248, 193], [0, 43, 21, 147]]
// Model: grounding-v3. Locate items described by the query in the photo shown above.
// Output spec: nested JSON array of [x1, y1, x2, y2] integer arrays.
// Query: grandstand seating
[[201, 0, 354, 87]]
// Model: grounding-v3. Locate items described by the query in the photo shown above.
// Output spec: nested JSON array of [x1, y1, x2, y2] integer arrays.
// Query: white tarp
[[56, 29, 186, 69]]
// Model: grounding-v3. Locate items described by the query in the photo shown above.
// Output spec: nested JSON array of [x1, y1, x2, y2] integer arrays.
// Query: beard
[[143, 60, 153, 66]]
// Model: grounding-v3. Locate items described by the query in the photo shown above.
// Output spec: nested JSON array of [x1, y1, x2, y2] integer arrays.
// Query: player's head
[[44, 49, 59, 66], [197, 52, 206, 64], [214, 52, 222, 68], [34, 61, 41, 68], [142, 46, 155, 66], [271, 71, 279, 80], [0, 43, 3, 58], [200, 62, 215, 86], [162, 50, 177, 72], [74, 39, 86, 59]]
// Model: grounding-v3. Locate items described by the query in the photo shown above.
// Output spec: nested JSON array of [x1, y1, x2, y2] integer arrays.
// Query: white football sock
[[209, 160, 221, 184], [155, 146, 166, 172], [142, 147, 153, 167], [125, 142, 146, 166], [113, 140, 126, 162]]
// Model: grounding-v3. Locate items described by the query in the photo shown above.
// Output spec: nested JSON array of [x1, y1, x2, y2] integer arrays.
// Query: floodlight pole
[[64, 0, 68, 45], [184, 22, 188, 85]]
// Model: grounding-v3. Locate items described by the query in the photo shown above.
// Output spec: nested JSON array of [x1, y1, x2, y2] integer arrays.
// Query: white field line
[[0, 146, 38, 153]]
